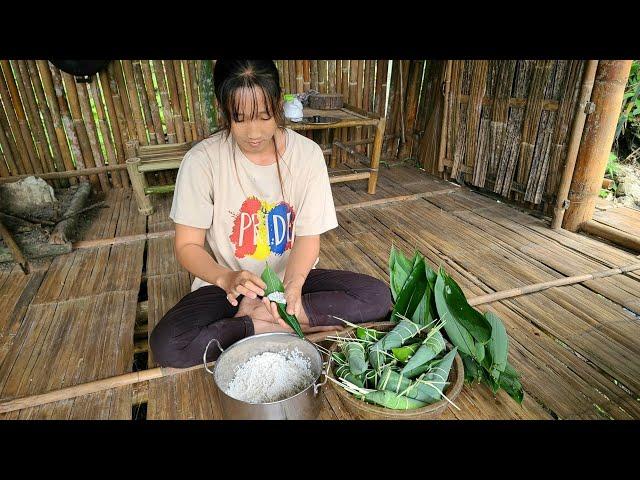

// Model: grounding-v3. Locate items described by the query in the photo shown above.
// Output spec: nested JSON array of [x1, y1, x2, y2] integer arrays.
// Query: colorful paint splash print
[[229, 196, 295, 260]]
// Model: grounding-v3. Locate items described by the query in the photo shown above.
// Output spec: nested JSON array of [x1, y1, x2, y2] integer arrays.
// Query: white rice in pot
[[225, 348, 315, 403]]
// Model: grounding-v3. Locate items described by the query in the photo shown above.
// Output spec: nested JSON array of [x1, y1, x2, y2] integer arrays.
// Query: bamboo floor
[[1, 166, 639, 420], [593, 199, 640, 242]]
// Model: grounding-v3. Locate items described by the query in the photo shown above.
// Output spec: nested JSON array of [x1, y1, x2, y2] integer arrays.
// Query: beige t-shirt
[[169, 128, 339, 292]]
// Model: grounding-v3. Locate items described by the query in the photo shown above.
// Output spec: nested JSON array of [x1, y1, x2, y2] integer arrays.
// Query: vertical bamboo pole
[[374, 60, 389, 116], [122, 60, 149, 144], [309, 60, 317, 91], [328, 60, 336, 94], [88, 81, 121, 188], [383, 61, 400, 155], [195, 60, 209, 137], [153, 60, 177, 143], [28, 60, 69, 187], [164, 60, 186, 143], [188, 60, 203, 140], [0, 139, 10, 177], [348, 60, 360, 154], [399, 60, 424, 160], [551, 60, 598, 229], [0, 107, 18, 175], [112, 61, 137, 144], [140, 60, 165, 144], [282, 60, 290, 93], [0, 66, 33, 174], [183, 60, 198, 141], [200, 60, 216, 134], [438, 60, 453, 173], [102, 68, 132, 188], [336, 60, 342, 95], [132, 60, 157, 144], [173, 60, 193, 143], [62, 72, 100, 189], [295, 60, 304, 93], [48, 64, 87, 183], [318, 60, 327, 94], [289, 60, 297, 94], [276, 60, 284, 90], [78, 82, 110, 190], [0, 61, 40, 173], [13, 60, 57, 181], [339, 61, 350, 164], [563, 60, 632, 231]]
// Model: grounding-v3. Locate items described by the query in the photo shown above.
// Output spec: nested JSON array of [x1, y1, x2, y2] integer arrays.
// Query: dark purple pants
[[149, 268, 393, 368]]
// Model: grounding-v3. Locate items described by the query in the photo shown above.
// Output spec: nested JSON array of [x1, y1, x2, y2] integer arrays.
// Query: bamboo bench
[[125, 140, 195, 215]]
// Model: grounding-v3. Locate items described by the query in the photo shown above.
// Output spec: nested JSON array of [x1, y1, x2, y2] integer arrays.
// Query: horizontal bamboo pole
[[0, 164, 128, 184], [1, 260, 640, 413], [72, 229, 174, 249], [137, 159, 181, 172], [328, 172, 371, 183], [581, 220, 640, 253], [334, 188, 459, 212], [145, 184, 175, 195]]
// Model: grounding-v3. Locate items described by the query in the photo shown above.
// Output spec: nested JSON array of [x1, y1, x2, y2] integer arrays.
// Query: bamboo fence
[[0, 59, 586, 214]]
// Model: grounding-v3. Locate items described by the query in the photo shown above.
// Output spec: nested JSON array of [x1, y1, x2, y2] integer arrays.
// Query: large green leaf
[[485, 311, 508, 382], [389, 245, 412, 301], [261, 263, 304, 338], [434, 272, 477, 357], [434, 268, 492, 344], [498, 362, 524, 404], [390, 257, 427, 323]]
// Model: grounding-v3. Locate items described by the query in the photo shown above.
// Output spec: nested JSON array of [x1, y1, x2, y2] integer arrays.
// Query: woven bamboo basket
[[326, 321, 464, 420], [308, 93, 344, 110]]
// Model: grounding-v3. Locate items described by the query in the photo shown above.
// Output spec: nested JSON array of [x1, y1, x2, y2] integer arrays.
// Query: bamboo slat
[[318, 60, 327, 94], [14, 61, 57, 184], [181, 60, 197, 141], [61, 72, 100, 188], [282, 60, 290, 93], [132, 60, 156, 145], [77, 82, 110, 191], [187, 60, 203, 140], [0, 95, 20, 175], [328, 60, 336, 94], [26, 61, 67, 187], [164, 60, 186, 143], [140, 61, 165, 146], [295, 60, 304, 93], [306, 60, 313, 91], [0, 61, 38, 173], [111, 61, 137, 145], [288, 60, 297, 94], [153, 60, 177, 144], [88, 81, 121, 188], [462, 60, 488, 186], [121, 60, 149, 145]]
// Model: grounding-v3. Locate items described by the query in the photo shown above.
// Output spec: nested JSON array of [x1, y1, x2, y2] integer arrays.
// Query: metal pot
[[204, 333, 329, 420]]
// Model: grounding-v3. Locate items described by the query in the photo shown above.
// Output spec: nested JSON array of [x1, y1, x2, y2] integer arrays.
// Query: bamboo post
[[88, 81, 121, 188], [61, 72, 101, 189], [551, 60, 599, 229], [153, 60, 177, 143], [0, 146, 9, 178], [172, 60, 192, 143], [164, 60, 186, 143], [383, 61, 400, 155], [187, 60, 203, 140], [48, 64, 87, 183], [183, 60, 198, 141], [327, 60, 335, 94], [318, 60, 327, 94], [14, 60, 58, 184], [295, 60, 304, 93], [97, 69, 130, 187], [0, 61, 38, 173], [200, 60, 216, 135], [438, 60, 453, 173], [563, 60, 633, 231], [4, 260, 640, 414], [132, 60, 157, 144], [309, 60, 316, 91], [0, 219, 29, 274], [121, 60, 149, 145], [28, 61, 69, 187], [399, 60, 424, 160], [367, 116, 386, 194], [288, 60, 297, 94], [77, 82, 111, 191], [282, 60, 290, 93]]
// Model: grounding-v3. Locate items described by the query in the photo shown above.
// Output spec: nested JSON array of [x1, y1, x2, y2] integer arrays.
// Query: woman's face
[[229, 87, 280, 155]]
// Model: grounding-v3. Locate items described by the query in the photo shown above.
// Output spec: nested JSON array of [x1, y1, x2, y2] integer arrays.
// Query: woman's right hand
[[218, 270, 267, 307]]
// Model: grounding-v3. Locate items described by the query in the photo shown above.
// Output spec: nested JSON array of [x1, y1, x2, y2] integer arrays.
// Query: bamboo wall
[[0, 59, 585, 214]]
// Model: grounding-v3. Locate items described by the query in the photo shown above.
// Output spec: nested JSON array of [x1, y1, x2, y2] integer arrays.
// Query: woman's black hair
[[213, 60, 288, 201]]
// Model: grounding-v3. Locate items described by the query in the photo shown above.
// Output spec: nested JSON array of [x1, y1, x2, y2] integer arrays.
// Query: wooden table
[[285, 103, 386, 194]]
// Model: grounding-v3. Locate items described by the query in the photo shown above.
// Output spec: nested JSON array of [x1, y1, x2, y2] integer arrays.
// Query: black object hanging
[[49, 60, 111, 83]]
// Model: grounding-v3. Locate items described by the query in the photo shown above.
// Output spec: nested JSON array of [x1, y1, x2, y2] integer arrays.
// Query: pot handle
[[203, 338, 224, 375], [313, 351, 333, 396]]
